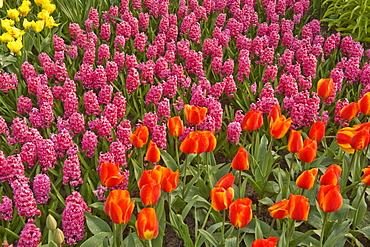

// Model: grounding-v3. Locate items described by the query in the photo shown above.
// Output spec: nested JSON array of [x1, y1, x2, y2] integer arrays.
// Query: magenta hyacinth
[[18, 219, 41, 247]]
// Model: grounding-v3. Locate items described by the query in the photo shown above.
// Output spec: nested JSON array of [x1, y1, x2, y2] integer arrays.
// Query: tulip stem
[[140, 148, 143, 169], [175, 138, 180, 169], [342, 151, 357, 193], [320, 212, 328, 247], [237, 227, 240, 246], [239, 170, 242, 198], [268, 218, 275, 237], [287, 219, 295, 247], [221, 209, 226, 246], [183, 154, 188, 193], [352, 185, 368, 230], [148, 239, 153, 247]]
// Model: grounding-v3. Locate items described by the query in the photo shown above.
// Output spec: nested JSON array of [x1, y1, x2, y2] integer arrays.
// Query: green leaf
[[356, 225, 370, 240], [169, 211, 194, 247], [161, 149, 178, 171], [85, 212, 112, 235], [89, 202, 105, 210], [225, 237, 237, 247], [198, 229, 219, 247], [80, 232, 113, 247]]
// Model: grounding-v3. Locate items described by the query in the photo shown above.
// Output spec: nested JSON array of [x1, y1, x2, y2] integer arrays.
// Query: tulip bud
[[53, 228, 64, 245], [46, 214, 57, 231]]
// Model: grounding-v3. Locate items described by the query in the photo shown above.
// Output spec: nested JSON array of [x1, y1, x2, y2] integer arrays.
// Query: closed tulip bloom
[[138, 169, 162, 189], [167, 116, 184, 137], [269, 115, 292, 139], [296, 168, 318, 190], [317, 78, 334, 99], [288, 194, 310, 221], [318, 185, 343, 212], [241, 110, 263, 131], [361, 166, 370, 186], [320, 164, 342, 185], [229, 198, 253, 228], [184, 104, 207, 125], [268, 105, 281, 122], [350, 129, 370, 150], [215, 173, 235, 189], [140, 183, 161, 206], [251, 237, 278, 247], [154, 165, 179, 193], [104, 189, 135, 224], [297, 139, 317, 163], [268, 199, 290, 219], [309, 121, 326, 142], [179, 133, 198, 154], [99, 162, 125, 187], [339, 102, 359, 121], [358, 92, 370, 115], [203, 131, 217, 152], [287, 130, 303, 153], [231, 146, 249, 171], [210, 186, 234, 211], [136, 208, 159, 240], [130, 125, 149, 148], [145, 140, 161, 163], [336, 127, 356, 154]]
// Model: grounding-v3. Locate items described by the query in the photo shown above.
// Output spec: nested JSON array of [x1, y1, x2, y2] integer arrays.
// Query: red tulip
[[251, 237, 278, 247], [308, 121, 326, 142], [340, 102, 359, 121], [362, 166, 370, 186], [229, 198, 253, 228], [154, 165, 180, 193], [104, 189, 135, 224], [320, 164, 342, 185], [136, 208, 159, 240], [140, 183, 161, 206], [288, 194, 310, 221], [138, 169, 162, 189], [210, 186, 234, 211], [318, 185, 342, 212], [145, 140, 161, 163], [184, 104, 207, 125], [297, 139, 317, 163], [268, 199, 290, 219], [203, 131, 217, 152], [350, 129, 370, 150], [130, 125, 149, 148], [358, 92, 370, 115], [317, 78, 334, 99], [179, 133, 198, 154], [231, 146, 249, 171], [268, 105, 281, 122], [269, 115, 292, 139], [287, 130, 303, 153], [214, 173, 235, 189], [167, 116, 184, 137], [296, 168, 318, 190], [99, 162, 125, 187], [336, 127, 357, 154], [241, 110, 263, 131]]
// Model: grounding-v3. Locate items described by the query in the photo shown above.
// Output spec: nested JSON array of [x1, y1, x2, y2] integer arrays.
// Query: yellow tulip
[[45, 16, 59, 28], [37, 9, 50, 20], [32, 20, 44, 32], [22, 0, 32, 6], [19, 4, 31, 17], [34, 0, 50, 6], [0, 33, 15, 43], [7, 9, 20, 21], [42, 3, 56, 14], [23, 19, 33, 29], [7, 39, 23, 53], [1, 19, 15, 31], [0, 0, 3, 8]]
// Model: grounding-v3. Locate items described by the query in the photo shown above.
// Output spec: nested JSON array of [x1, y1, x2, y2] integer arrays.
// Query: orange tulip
[[229, 198, 253, 228], [136, 208, 159, 240], [179, 131, 216, 154], [138, 169, 162, 189], [154, 165, 179, 193], [241, 110, 263, 131], [130, 125, 149, 148], [140, 183, 161, 206], [251, 237, 278, 247], [358, 92, 370, 115], [268, 199, 290, 219], [167, 116, 184, 137], [318, 185, 342, 212], [179, 133, 198, 154], [296, 168, 318, 190], [269, 115, 292, 139], [297, 139, 317, 163], [268, 105, 281, 122], [287, 130, 303, 153], [350, 129, 370, 150], [210, 186, 234, 211], [317, 78, 334, 99], [231, 146, 249, 171], [288, 194, 310, 221], [145, 140, 161, 163], [339, 102, 359, 121], [203, 131, 217, 152], [214, 173, 235, 189], [320, 164, 342, 185], [184, 104, 207, 125], [361, 166, 370, 186], [308, 121, 326, 142], [99, 162, 125, 187], [336, 127, 356, 154], [104, 189, 135, 224]]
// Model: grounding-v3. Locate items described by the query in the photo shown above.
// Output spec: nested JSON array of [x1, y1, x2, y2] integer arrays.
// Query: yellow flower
[[37, 9, 50, 20], [19, 4, 31, 17], [23, 19, 33, 29], [32, 20, 44, 32], [7, 27, 25, 39], [42, 3, 56, 14], [1, 19, 15, 31], [22, 0, 32, 6], [7, 39, 23, 53], [0, 32, 15, 43], [34, 0, 50, 6], [0, 0, 3, 8], [7, 9, 20, 21], [45, 16, 59, 28]]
